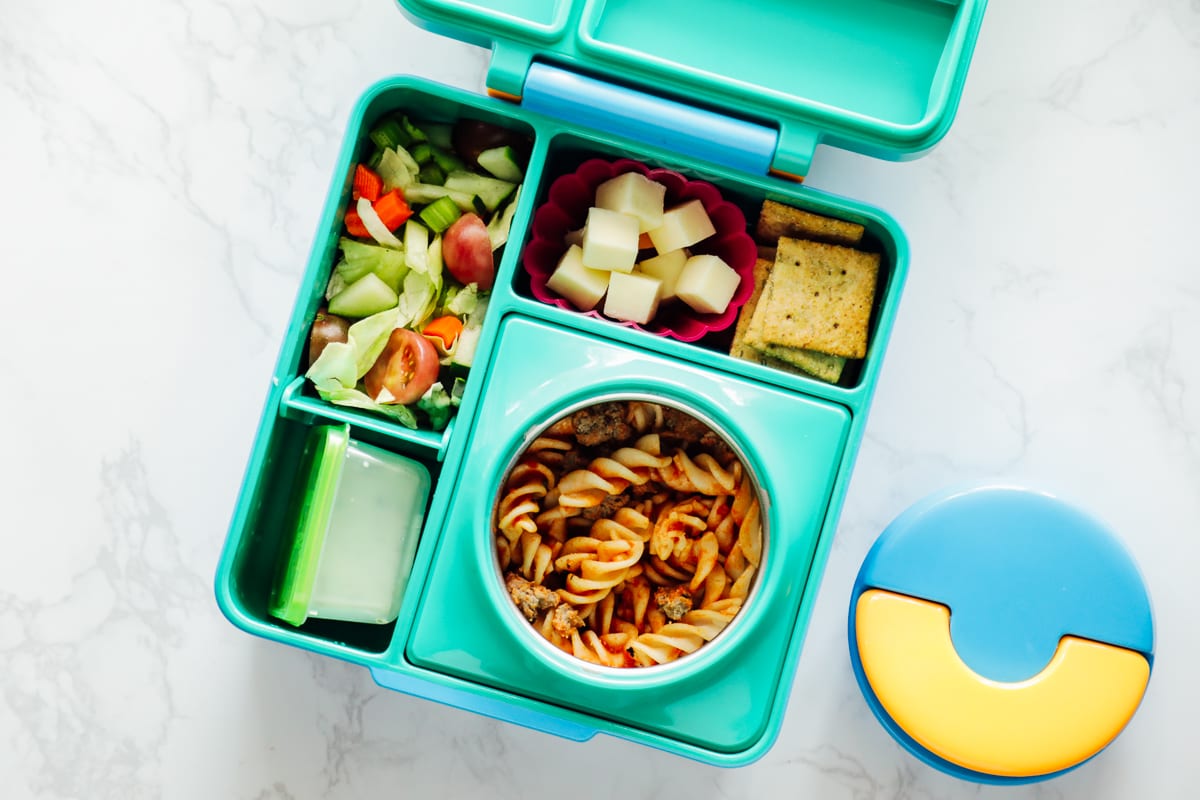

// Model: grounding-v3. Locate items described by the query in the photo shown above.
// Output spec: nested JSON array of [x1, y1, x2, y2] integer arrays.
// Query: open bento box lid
[[395, 0, 989, 177]]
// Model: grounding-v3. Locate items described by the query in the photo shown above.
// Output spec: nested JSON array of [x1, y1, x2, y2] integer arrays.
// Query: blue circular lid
[[848, 484, 1155, 784], [856, 484, 1153, 681]]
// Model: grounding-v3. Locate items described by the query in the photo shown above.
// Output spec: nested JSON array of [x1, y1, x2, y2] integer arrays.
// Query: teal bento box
[[214, 0, 989, 766]]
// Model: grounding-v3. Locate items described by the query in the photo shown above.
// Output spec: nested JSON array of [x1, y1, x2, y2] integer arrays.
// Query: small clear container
[[270, 423, 431, 626]]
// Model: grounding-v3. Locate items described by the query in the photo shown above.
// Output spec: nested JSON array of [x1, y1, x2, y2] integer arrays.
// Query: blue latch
[[521, 62, 785, 178]]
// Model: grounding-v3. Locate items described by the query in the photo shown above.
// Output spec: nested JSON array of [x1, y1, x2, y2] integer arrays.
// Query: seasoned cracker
[[729, 258, 773, 361], [758, 237, 879, 359], [736, 259, 847, 383], [755, 199, 865, 246], [759, 343, 846, 383]]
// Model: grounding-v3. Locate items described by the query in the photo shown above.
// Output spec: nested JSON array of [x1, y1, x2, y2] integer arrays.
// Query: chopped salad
[[305, 115, 530, 430]]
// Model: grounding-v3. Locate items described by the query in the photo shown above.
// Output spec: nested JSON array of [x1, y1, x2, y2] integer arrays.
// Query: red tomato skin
[[363, 329, 440, 405], [443, 214, 495, 290]]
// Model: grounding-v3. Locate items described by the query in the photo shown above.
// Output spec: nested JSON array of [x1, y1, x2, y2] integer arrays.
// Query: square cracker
[[758, 237, 880, 359], [736, 259, 848, 383], [729, 258, 773, 361], [755, 199, 865, 246], [759, 342, 846, 383]]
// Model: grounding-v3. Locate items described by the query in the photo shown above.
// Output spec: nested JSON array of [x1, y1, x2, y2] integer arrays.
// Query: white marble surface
[[3, 0, 1198, 797]]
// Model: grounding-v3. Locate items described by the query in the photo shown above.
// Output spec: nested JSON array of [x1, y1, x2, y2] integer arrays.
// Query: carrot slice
[[353, 164, 383, 202], [423, 315, 464, 348], [344, 209, 370, 238], [373, 190, 413, 231]]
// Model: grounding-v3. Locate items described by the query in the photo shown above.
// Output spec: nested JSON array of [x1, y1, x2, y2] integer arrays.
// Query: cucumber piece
[[405, 220, 429, 274], [452, 323, 482, 368], [328, 272, 399, 318], [403, 184, 479, 213], [334, 257, 373, 286], [419, 195, 462, 234], [417, 163, 445, 186], [411, 142, 433, 165], [373, 249, 409, 293], [487, 186, 521, 251], [443, 171, 516, 213], [369, 118, 409, 151], [431, 147, 466, 175], [421, 122, 453, 150], [336, 239, 408, 289], [339, 237, 398, 264], [453, 295, 489, 368], [477, 146, 524, 182]]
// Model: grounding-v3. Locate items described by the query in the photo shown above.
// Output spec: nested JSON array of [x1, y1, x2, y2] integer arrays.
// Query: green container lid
[[270, 424, 350, 626], [270, 424, 432, 627]]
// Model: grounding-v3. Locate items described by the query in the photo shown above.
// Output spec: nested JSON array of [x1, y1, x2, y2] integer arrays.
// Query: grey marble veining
[[2, 0, 1197, 797]]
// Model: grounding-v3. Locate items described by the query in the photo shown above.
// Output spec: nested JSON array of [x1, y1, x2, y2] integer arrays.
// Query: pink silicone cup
[[523, 159, 756, 342]]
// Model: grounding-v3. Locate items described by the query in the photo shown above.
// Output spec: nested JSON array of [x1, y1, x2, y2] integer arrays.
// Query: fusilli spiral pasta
[[495, 401, 764, 668]]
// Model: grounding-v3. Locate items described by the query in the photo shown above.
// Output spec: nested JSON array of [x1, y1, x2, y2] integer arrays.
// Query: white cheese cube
[[675, 254, 740, 315], [581, 207, 640, 273], [636, 248, 688, 299], [546, 244, 611, 311], [595, 172, 666, 233], [647, 199, 716, 253], [603, 271, 662, 325]]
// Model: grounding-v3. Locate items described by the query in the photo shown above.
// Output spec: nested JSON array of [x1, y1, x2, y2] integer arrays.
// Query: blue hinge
[[519, 62, 810, 179], [370, 667, 597, 742]]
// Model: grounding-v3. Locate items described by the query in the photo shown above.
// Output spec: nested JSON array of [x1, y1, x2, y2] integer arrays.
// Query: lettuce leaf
[[305, 306, 398, 393], [445, 282, 479, 317], [319, 387, 417, 429], [324, 270, 349, 301], [348, 307, 400, 376], [336, 238, 408, 291], [378, 147, 418, 192], [306, 340, 356, 390], [417, 382, 453, 431], [303, 305, 419, 428], [393, 269, 438, 331]]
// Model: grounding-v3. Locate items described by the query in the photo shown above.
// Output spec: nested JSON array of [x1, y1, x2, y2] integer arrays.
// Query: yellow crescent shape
[[855, 590, 1150, 777]]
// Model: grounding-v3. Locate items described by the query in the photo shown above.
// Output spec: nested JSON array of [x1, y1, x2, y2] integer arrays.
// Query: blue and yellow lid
[[396, 0, 989, 177], [849, 485, 1154, 784]]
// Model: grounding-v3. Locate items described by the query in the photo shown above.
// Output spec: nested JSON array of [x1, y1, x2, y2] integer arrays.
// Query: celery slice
[[369, 118, 409, 151], [403, 184, 478, 213], [419, 196, 462, 233]]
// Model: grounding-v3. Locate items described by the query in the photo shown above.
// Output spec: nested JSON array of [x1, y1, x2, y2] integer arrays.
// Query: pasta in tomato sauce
[[495, 400, 763, 668]]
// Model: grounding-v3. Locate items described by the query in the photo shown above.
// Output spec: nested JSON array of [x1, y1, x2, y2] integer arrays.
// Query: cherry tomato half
[[364, 328, 439, 405]]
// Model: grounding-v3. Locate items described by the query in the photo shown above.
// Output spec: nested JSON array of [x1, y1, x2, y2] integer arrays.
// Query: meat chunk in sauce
[[551, 603, 585, 638], [660, 407, 711, 444], [580, 491, 630, 521], [571, 401, 632, 447], [506, 572, 559, 621], [654, 585, 694, 621]]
